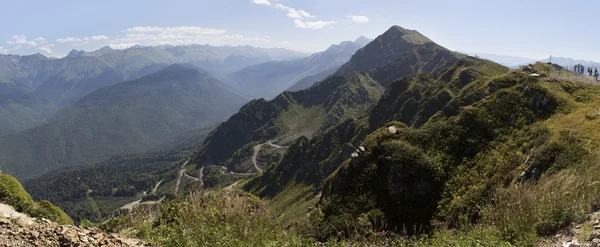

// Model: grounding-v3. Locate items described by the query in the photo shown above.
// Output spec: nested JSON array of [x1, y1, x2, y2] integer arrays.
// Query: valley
[[0, 4, 598, 245]]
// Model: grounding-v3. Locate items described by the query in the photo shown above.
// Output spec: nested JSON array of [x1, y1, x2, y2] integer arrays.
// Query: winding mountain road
[[152, 179, 164, 194], [175, 160, 203, 193], [251, 141, 288, 173]]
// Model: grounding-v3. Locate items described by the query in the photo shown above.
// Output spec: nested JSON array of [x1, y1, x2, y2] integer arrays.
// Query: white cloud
[[89, 35, 109, 41], [38, 44, 54, 54], [108, 43, 138, 49], [109, 26, 275, 47], [253, 0, 314, 20], [57, 35, 110, 44], [348, 15, 369, 23], [274, 4, 314, 19], [0, 45, 24, 54], [252, 0, 271, 6], [7, 35, 38, 47], [124, 26, 226, 35], [56, 37, 83, 43], [294, 19, 337, 29]]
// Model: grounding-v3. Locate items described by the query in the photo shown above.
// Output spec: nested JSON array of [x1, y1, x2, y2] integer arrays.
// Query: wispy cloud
[[38, 44, 55, 54], [124, 26, 226, 35], [6, 35, 54, 54], [294, 20, 337, 29], [274, 4, 314, 19], [252, 0, 338, 29], [108, 25, 281, 49], [252, 0, 271, 6], [89, 35, 109, 41], [7, 35, 39, 47], [107, 43, 138, 49], [251, 0, 314, 20], [56, 37, 82, 43], [56, 35, 110, 44], [347, 15, 369, 23]]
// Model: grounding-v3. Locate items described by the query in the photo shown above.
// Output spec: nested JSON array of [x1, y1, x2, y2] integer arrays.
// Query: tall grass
[[481, 156, 600, 245], [103, 190, 311, 247]]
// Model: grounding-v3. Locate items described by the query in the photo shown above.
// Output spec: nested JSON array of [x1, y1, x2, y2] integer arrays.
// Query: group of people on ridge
[[574, 64, 599, 81]]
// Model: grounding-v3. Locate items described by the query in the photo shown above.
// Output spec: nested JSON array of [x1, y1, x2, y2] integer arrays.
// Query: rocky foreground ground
[[0, 204, 151, 247]]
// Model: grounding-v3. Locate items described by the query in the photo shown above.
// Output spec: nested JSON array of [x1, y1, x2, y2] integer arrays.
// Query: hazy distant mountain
[[0, 45, 303, 136], [227, 37, 371, 99], [539, 56, 600, 69], [0, 86, 58, 137], [463, 52, 536, 68], [0, 64, 249, 179], [69, 45, 306, 80]]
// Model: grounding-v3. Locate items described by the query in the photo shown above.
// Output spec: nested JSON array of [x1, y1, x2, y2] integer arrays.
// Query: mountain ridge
[[227, 37, 372, 99], [0, 64, 249, 179]]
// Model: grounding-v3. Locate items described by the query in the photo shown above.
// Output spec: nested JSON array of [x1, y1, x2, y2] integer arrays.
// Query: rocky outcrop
[[0, 209, 150, 246]]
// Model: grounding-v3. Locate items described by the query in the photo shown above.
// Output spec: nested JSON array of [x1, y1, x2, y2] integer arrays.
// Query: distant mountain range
[[463, 52, 536, 68], [463, 52, 600, 70], [0, 64, 249, 179], [539, 56, 600, 69], [227, 36, 372, 99], [0, 45, 304, 137]]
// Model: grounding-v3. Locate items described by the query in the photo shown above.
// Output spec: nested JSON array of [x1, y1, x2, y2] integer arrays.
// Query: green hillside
[[0, 172, 72, 225], [192, 26, 462, 174], [25, 25, 600, 247], [0, 64, 249, 179]]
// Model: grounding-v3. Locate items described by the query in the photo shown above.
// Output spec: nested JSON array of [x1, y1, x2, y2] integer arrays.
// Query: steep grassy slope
[[0, 65, 249, 179], [314, 63, 585, 241], [243, 57, 508, 223], [194, 73, 385, 172], [192, 26, 462, 174]]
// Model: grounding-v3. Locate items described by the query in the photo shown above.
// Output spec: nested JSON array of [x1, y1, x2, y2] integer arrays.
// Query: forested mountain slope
[[0, 64, 249, 179]]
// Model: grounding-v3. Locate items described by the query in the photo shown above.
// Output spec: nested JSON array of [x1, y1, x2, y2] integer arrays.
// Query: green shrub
[[0, 173, 73, 225]]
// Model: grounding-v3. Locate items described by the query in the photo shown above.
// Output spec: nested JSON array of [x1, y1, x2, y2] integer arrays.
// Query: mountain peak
[[383, 25, 433, 44], [66, 49, 82, 58], [335, 25, 445, 77], [354, 36, 371, 45], [98, 46, 113, 51]]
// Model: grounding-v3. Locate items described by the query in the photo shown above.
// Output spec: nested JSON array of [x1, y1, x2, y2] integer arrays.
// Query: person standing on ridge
[[595, 68, 599, 81]]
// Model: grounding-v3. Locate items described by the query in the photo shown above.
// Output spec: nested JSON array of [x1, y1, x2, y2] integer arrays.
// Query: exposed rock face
[[0, 217, 151, 246]]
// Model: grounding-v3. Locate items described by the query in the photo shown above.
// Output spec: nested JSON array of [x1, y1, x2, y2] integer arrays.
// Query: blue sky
[[1, 0, 599, 61]]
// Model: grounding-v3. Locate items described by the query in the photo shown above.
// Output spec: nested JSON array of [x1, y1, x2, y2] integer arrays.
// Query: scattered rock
[[0, 215, 152, 246], [591, 238, 600, 247], [388, 126, 397, 134]]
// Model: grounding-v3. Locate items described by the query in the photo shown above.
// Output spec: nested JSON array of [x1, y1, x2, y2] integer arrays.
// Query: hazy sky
[[1, 0, 599, 61]]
